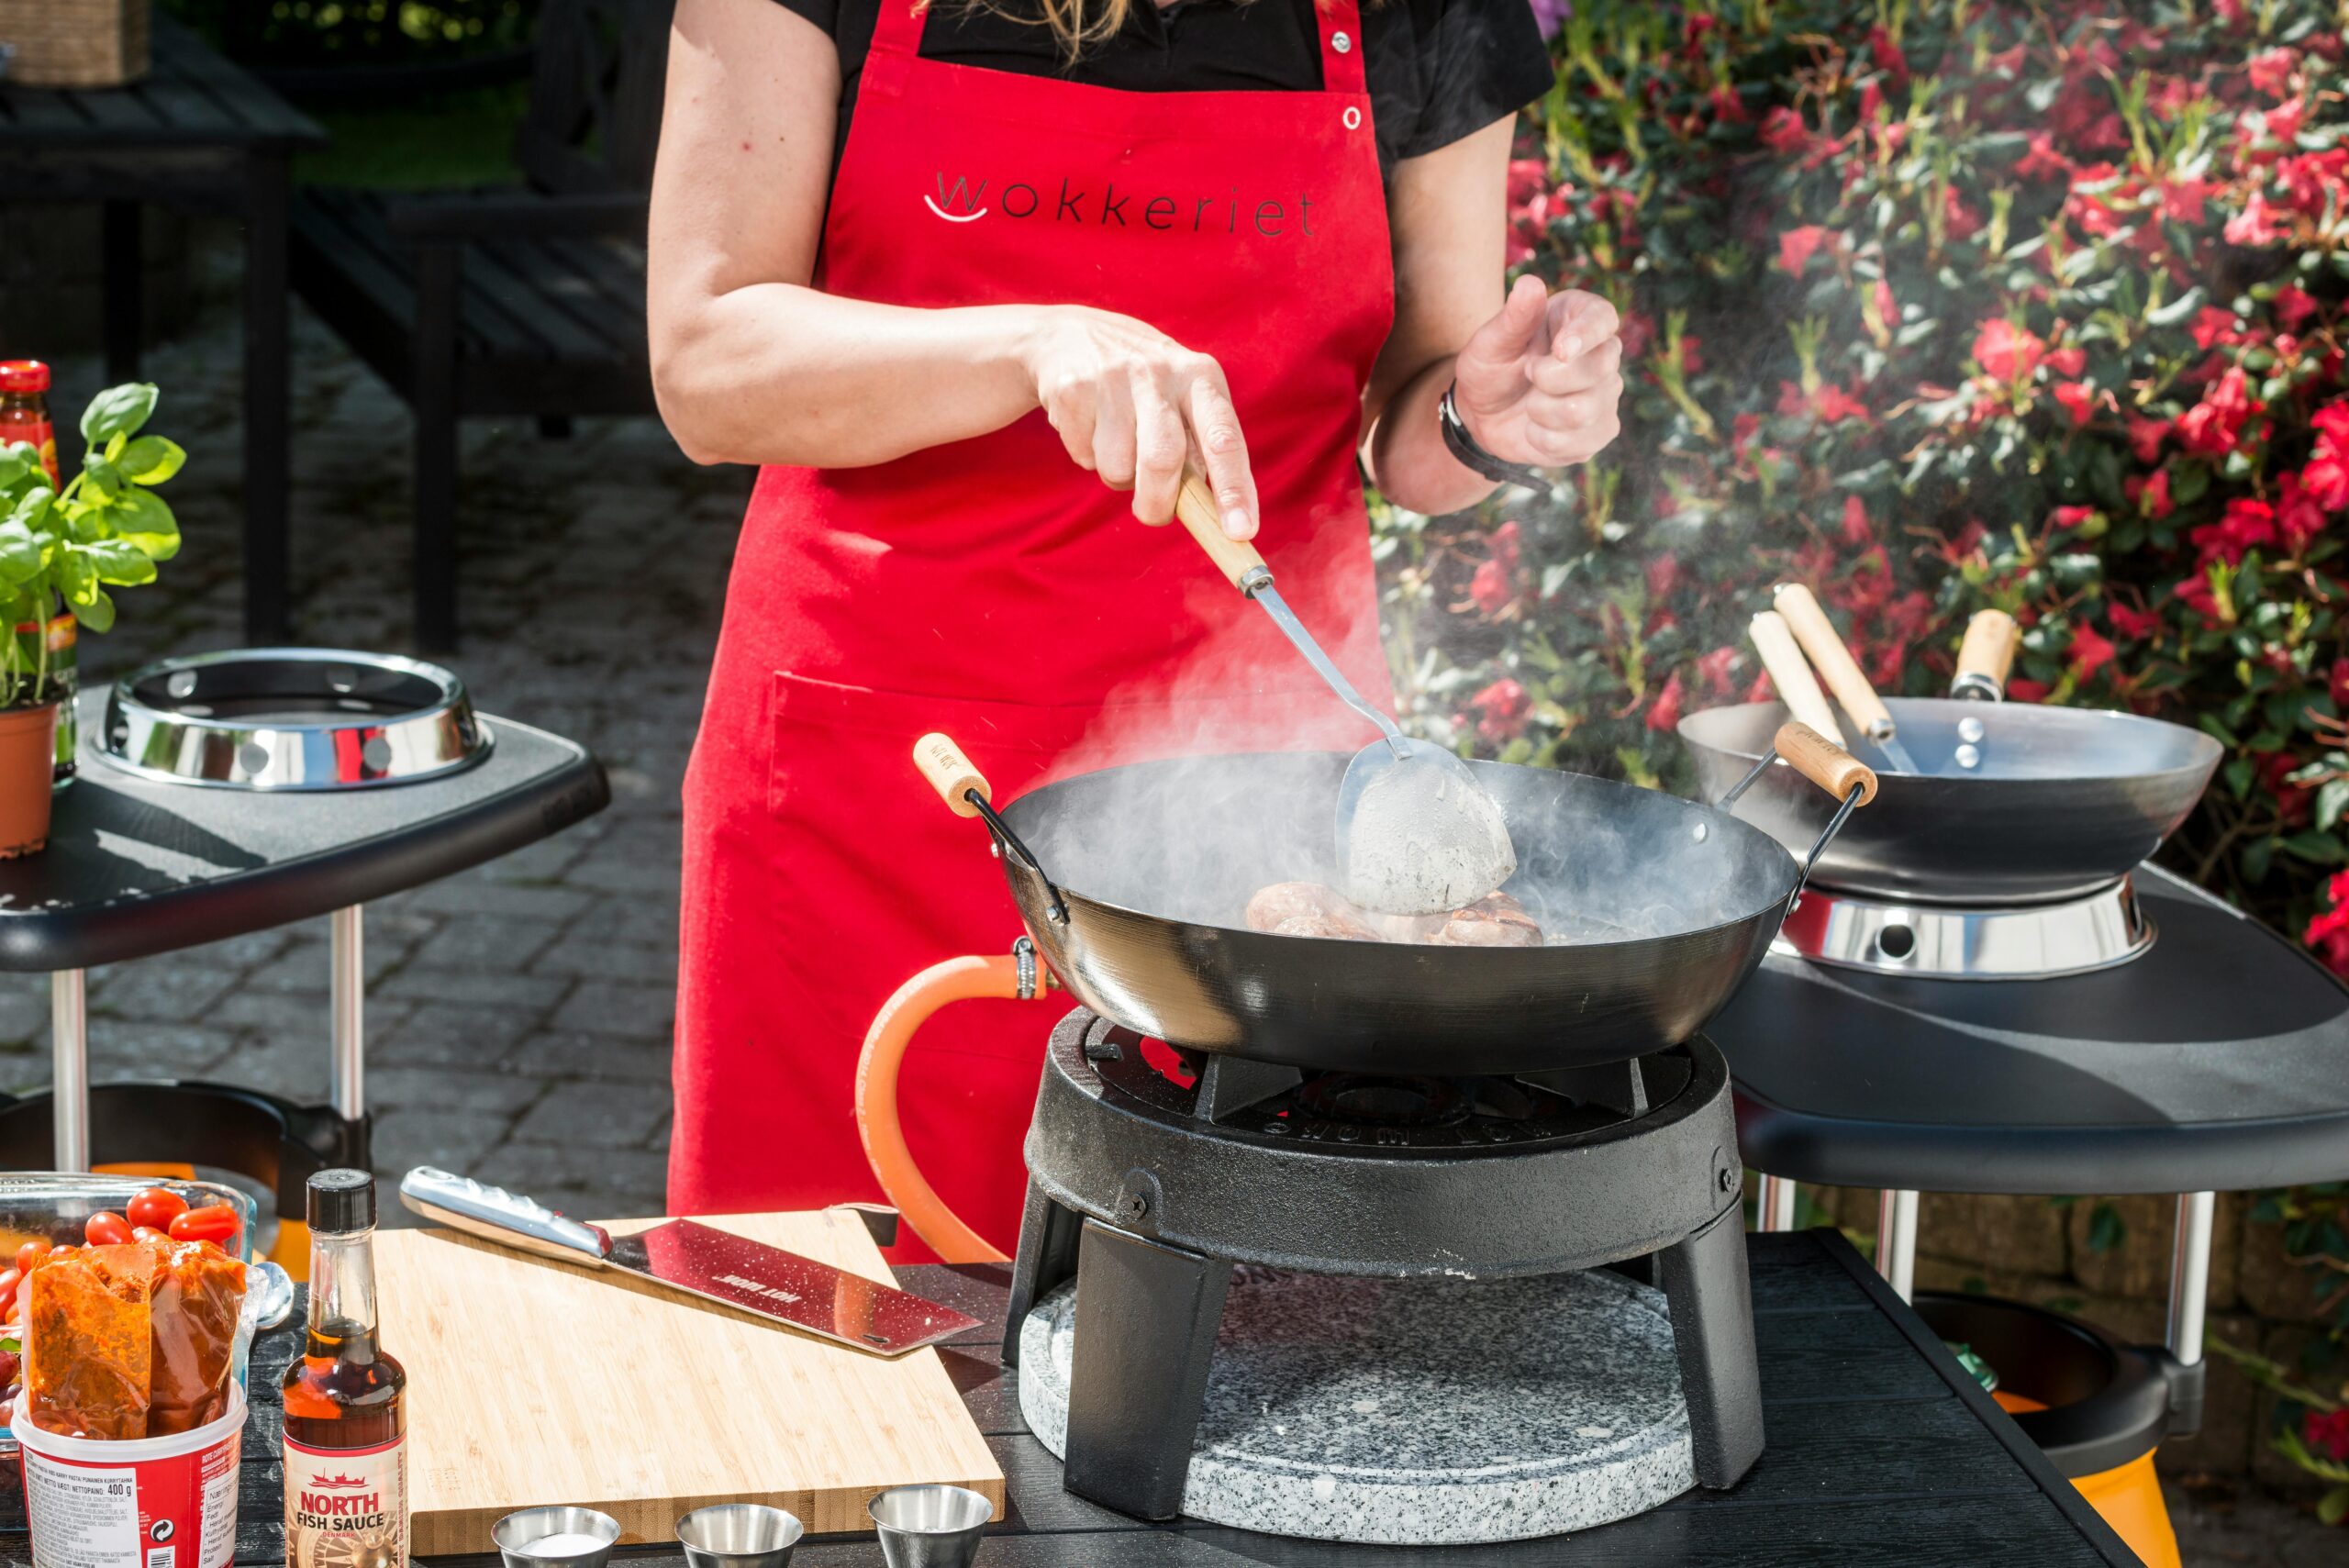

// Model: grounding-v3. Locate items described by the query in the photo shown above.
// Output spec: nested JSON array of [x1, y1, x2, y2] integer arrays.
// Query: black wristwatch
[[1438, 381, 1553, 492]]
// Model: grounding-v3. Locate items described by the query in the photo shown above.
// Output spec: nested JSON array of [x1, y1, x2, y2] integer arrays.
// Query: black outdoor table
[[0, 689, 607, 1173], [0, 1232, 2142, 1568], [0, 20, 328, 642], [1709, 861, 2349, 1421]]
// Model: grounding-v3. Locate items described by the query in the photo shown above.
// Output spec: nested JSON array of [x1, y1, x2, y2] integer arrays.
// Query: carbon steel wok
[[1678, 698, 2221, 905], [918, 727, 1874, 1076]]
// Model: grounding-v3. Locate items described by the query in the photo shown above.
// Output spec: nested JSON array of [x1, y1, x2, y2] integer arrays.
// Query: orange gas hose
[[855, 948, 1051, 1263]]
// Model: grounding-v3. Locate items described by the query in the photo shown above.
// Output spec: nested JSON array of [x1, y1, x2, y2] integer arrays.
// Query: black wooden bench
[[290, 0, 671, 650]]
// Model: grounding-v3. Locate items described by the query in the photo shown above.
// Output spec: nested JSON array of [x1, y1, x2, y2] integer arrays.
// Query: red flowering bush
[[1368, 0, 2349, 1504]]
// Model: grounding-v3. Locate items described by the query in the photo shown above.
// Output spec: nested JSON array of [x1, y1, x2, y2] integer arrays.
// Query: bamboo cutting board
[[375, 1211, 1004, 1552]]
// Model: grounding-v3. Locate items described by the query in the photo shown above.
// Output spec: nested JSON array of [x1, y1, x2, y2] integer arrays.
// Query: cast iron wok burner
[[1004, 1008, 1764, 1544], [98, 649, 490, 790]]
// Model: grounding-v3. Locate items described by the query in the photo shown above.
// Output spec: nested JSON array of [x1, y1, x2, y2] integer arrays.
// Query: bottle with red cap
[[0, 361, 80, 786]]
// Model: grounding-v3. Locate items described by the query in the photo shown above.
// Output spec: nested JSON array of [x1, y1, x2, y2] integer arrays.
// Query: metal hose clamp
[[1013, 936, 1040, 999]]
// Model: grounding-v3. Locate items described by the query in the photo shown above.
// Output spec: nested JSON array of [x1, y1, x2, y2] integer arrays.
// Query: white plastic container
[[12, 1385, 246, 1568]]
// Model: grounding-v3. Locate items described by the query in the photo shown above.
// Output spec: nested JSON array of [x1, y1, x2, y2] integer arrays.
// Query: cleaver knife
[[397, 1166, 984, 1356]]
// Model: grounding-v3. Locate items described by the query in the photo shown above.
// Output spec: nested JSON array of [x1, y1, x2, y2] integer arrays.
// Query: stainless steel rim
[[96, 648, 492, 790], [1775, 876, 2154, 979]]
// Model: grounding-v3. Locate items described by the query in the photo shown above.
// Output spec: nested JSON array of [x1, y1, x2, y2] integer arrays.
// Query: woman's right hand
[[1022, 306, 1259, 539]]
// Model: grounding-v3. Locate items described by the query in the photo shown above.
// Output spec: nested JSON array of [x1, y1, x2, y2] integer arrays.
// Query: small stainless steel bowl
[[675, 1503, 804, 1568], [869, 1485, 992, 1568], [98, 648, 491, 790], [492, 1507, 621, 1568]]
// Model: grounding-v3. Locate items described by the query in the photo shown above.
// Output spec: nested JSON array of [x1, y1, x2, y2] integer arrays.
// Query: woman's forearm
[[1365, 356, 1502, 518], [653, 288, 1049, 468]]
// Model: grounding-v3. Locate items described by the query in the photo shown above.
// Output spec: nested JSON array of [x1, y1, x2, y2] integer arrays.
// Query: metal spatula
[[1165, 472, 1516, 915]]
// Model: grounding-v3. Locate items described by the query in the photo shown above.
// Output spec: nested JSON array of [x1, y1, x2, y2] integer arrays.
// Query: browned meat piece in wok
[[1244, 881, 1542, 946]]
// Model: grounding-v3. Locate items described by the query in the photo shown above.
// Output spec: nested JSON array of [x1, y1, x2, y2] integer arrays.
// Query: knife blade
[[397, 1166, 984, 1357]]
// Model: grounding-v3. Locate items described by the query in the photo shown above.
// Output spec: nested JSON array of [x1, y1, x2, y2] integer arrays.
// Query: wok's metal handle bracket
[[967, 790, 1071, 925], [1718, 729, 1873, 904]]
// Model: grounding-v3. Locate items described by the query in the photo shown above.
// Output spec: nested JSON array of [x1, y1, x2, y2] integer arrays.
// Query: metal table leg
[[2166, 1191, 2215, 1364], [1755, 1173, 1798, 1233], [1876, 1188, 1919, 1301], [329, 906, 364, 1121], [50, 970, 88, 1172]]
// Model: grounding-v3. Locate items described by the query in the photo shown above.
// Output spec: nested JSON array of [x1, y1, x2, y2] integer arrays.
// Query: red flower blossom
[[2274, 284, 2321, 331], [1709, 83, 1748, 125], [2306, 404, 2349, 511], [2303, 1407, 2349, 1462], [1644, 671, 1686, 734], [2128, 417, 2173, 463], [2110, 602, 2163, 639], [1759, 106, 1810, 155], [2044, 346, 2087, 378], [1841, 495, 1873, 545], [1943, 187, 1983, 240], [2015, 133, 2071, 182], [2223, 192, 2284, 247], [2159, 178, 2210, 226], [1696, 646, 1738, 694], [2191, 307, 2246, 350], [2189, 496, 2277, 564], [2176, 368, 2258, 457], [2277, 149, 2349, 217], [1469, 558, 1517, 616], [1645, 553, 1680, 600], [2053, 381, 2097, 427], [2248, 48, 2298, 96], [2174, 573, 2227, 628], [1778, 225, 1834, 277], [1489, 519, 1524, 573], [1867, 24, 1909, 85], [2277, 473, 2327, 552], [1811, 384, 1871, 425], [2307, 873, 2349, 977], [2070, 622, 2116, 680], [2260, 752, 2314, 828], [2052, 506, 2099, 530], [2138, 468, 2175, 519], [1974, 318, 2045, 381], [1468, 680, 1531, 745], [2005, 678, 2051, 702], [2331, 658, 2349, 714]]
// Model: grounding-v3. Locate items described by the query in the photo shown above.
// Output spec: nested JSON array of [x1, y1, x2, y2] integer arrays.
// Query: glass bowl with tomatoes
[[0, 1173, 260, 1462]]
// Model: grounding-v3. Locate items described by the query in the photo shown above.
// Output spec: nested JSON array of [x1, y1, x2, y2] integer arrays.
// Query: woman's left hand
[[1450, 275, 1625, 471]]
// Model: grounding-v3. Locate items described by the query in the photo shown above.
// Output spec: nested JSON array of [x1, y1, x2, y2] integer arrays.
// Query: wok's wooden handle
[[1954, 609, 2019, 697], [914, 731, 990, 817], [1171, 467, 1268, 590], [1774, 583, 1895, 738], [1750, 610, 1845, 746], [1775, 721, 1878, 806]]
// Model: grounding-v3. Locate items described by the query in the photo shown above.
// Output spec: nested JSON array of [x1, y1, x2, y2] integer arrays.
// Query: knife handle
[[399, 1166, 611, 1263]]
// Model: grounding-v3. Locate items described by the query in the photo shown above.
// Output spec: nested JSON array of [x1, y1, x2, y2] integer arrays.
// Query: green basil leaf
[[69, 585, 114, 634], [80, 539, 155, 586], [0, 522, 42, 586], [8, 487, 53, 532], [53, 548, 95, 606], [117, 436, 185, 486], [77, 383, 157, 447], [111, 489, 179, 562], [80, 454, 124, 499]]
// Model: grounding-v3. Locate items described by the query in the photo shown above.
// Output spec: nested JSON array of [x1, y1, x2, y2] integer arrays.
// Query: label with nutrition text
[[284, 1433, 406, 1568]]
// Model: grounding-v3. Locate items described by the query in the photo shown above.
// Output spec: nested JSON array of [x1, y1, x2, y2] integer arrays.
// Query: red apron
[[669, 0, 1397, 1255]]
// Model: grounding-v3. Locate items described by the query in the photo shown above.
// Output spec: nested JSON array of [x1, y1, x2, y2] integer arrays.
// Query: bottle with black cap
[[283, 1170, 408, 1568]]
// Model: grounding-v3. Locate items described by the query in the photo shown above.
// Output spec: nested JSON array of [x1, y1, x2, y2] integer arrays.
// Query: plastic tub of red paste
[[11, 1385, 246, 1568]]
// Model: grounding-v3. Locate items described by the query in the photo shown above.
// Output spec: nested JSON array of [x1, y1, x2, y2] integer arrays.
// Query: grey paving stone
[[362, 1066, 547, 1117], [207, 989, 361, 1040], [373, 1003, 537, 1068], [372, 1107, 515, 1176], [407, 917, 563, 974], [0, 981, 51, 1046], [550, 981, 674, 1039], [469, 1141, 672, 1207], [239, 945, 332, 995], [90, 962, 242, 1022], [509, 1080, 670, 1149], [89, 1020, 248, 1079], [373, 967, 572, 1014], [529, 940, 675, 984], [402, 879, 595, 922], [503, 1030, 673, 1084]]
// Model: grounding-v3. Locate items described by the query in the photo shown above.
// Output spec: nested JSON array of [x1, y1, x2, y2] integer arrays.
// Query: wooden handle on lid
[[1775, 721, 1878, 806], [914, 732, 990, 817], [1955, 609, 2019, 694], [1749, 610, 1845, 746], [1773, 583, 1895, 738], [1170, 467, 1269, 591]]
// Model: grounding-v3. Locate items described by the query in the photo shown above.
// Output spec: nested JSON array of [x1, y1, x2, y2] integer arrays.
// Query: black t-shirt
[[774, 0, 1555, 182]]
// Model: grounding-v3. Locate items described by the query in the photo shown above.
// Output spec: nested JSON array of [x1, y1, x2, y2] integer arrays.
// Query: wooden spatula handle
[[1775, 721, 1879, 806], [1172, 468, 1269, 590], [1954, 609, 2020, 697], [1774, 583, 1894, 737], [1750, 610, 1845, 747], [914, 732, 990, 817]]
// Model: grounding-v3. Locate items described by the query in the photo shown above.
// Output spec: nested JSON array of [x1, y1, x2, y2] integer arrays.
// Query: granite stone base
[[1018, 1266, 1697, 1545]]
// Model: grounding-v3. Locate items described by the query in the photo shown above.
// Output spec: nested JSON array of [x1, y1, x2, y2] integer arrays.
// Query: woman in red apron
[[650, 0, 1622, 1251]]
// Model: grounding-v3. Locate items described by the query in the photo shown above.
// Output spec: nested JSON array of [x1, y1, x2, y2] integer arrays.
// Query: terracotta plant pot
[[0, 702, 61, 858]]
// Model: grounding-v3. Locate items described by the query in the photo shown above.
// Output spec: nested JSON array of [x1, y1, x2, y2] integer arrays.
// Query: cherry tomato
[[15, 1239, 49, 1276], [127, 1187, 189, 1231], [166, 1204, 239, 1246], [83, 1211, 132, 1247], [0, 1349, 18, 1385], [132, 1226, 169, 1245]]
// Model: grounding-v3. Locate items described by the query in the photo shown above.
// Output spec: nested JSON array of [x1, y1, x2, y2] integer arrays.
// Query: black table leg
[[242, 151, 292, 644], [1003, 1180, 1083, 1364], [102, 202, 142, 384], [1659, 1204, 1766, 1489], [1063, 1220, 1228, 1520]]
